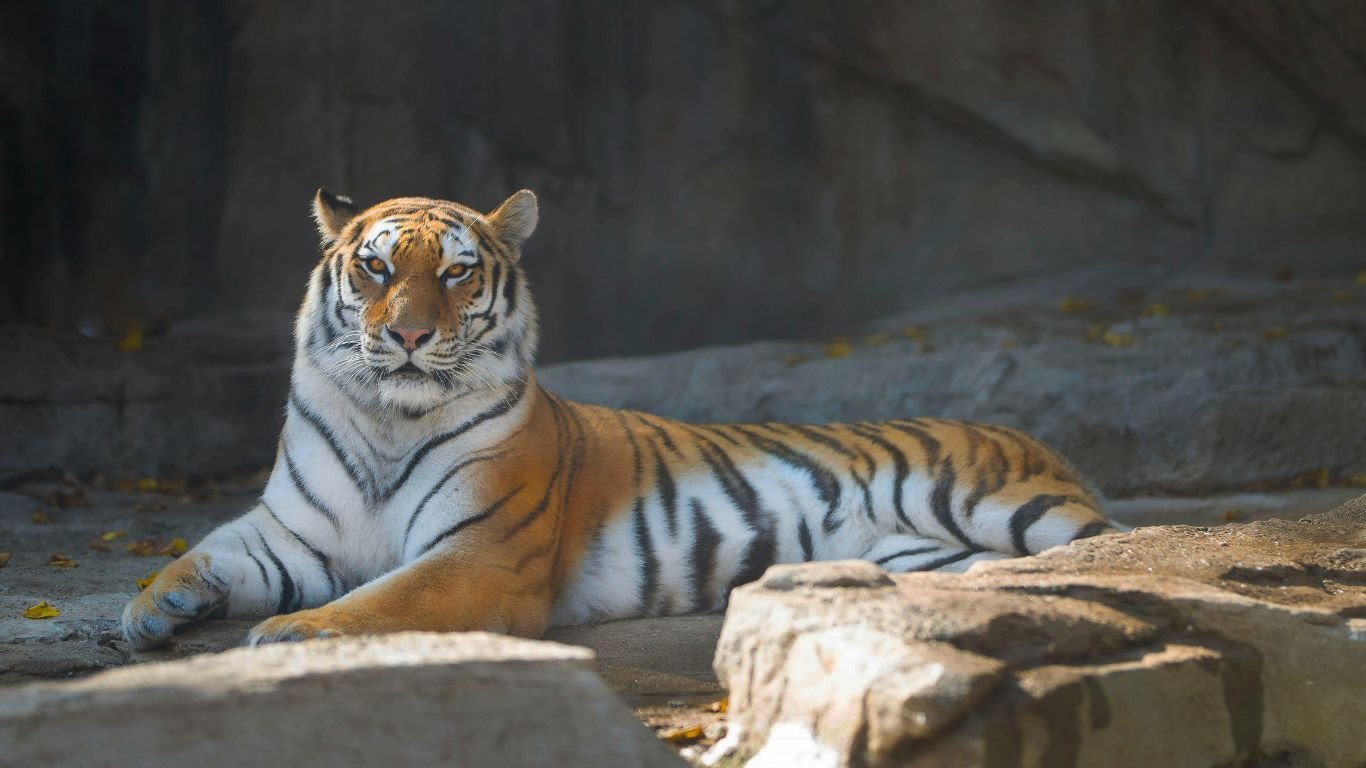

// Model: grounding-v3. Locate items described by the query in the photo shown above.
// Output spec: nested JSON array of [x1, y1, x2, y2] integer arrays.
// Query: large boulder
[[711, 494, 1366, 767], [0, 632, 685, 768]]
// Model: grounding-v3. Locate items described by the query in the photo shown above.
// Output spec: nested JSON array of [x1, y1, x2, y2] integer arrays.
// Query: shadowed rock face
[[711, 494, 1366, 767], [2, 1, 1365, 361]]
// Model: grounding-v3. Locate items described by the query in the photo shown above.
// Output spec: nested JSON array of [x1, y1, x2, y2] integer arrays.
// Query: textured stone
[[3, 2, 1365, 362], [710, 494, 1366, 767], [0, 632, 685, 768]]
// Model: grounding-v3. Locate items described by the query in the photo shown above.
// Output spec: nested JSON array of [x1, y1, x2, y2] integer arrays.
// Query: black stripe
[[930, 458, 978, 550], [386, 377, 528, 499], [283, 447, 343, 532], [683, 431, 777, 590], [632, 413, 684, 458], [732, 425, 844, 534], [402, 450, 506, 555], [634, 502, 660, 615], [911, 549, 976, 572], [289, 390, 371, 500], [1009, 494, 1073, 554], [234, 532, 271, 589], [797, 516, 814, 561], [254, 529, 297, 614], [503, 268, 520, 315], [261, 501, 338, 597], [1074, 521, 1114, 540], [874, 545, 939, 566], [498, 393, 571, 541], [848, 424, 915, 533], [653, 447, 679, 538], [771, 422, 858, 459], [731, 528, 777, 592], [689, 499, 721, 611], [418, 484, 523, 557], [884, 420, 943, 466]]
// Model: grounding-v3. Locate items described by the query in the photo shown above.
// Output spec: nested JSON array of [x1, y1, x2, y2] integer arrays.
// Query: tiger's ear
[[312, 188, 361, 244], [487, 189, 538, 253]]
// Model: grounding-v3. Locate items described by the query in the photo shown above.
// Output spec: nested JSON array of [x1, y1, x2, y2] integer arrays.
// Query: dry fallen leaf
[[1262, 328, 1287, 342], [115, 328, 144, 352], [862, 331, 892, 348], [23, 601, 60, 620], [1311, 467, 1330, 489], [1183, 288, 1221, 302], [1141, 303, 1169, 318], [706, 698, 729, 714], [1084, 325, 1106, 343], [0, 552, 11, 568], [136, 571, 160, 590], [658, 725, 705, 744], [137, 477, 160, 492], [48, 553, 79, 569], [160, 537, 188, 557], [824, 337, 852, 358], [126, 538, 162, 556], [100, 530, 129, 542], [1102, 331, 1136, 348], [1220, 508, 1247, 523], [1355, 270, 1366, 286], [87, 538, 111, 553], [31, 511, 50, 524], [1332, 290, 1352, 303], [782, 354, 808, 367], [901, 326, 928, 342], [1273, 266, 1294, 282], [1058, 297, 1097, 313], [1348, 473, 1366, 487]]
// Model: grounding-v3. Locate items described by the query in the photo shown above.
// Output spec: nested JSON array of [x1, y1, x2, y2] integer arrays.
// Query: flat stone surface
[[711, 493, 1366, 768], [0, 632, 684, 768]]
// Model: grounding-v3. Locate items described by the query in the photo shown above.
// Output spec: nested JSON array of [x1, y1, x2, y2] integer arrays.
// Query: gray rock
[[0, 632, 685, 768], [710, 493, 1366, 767]]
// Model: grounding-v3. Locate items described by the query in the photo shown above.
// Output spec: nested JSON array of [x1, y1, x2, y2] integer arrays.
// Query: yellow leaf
[[1141, 303, 1169, 318], [1355, 270, 1366, 286], [862, 331, 892, 348], [1102, 331, 1135, 348], [160, 537, 188, 557], [1332, 290, 1352, 303], [824, 337, 852, 358], [1262, 328, 1287, 342], [1311, 467, 1329, 489], [900, 326, 927, 342], [1219, 508, 1246, 523], [23, 601, 60, 620], [100, 530, 128, 542], [48, 553, 79, 569], [31, 511, 49, 524], [782, 354, 808, 367], [706, 698, 729, 714], [136, 477, 159, 492], [115, 328, 144, 352], [658, 725, 705, 743], [0, 552, 10, 568], [1058, 296, 1096, 313], [1348, 473, 1366, 487], [136, 571, 159, 590], [1084, 325, 1106, 342], [126, 538, 161, 556], [1184, 288, 1220, 302]]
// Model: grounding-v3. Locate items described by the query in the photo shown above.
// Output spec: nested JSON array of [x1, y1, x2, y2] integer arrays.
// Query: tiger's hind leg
[[861, 534, 1012, 574]]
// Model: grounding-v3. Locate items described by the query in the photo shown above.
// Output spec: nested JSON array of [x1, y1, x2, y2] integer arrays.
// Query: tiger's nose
[[387, 325, 434, 351]]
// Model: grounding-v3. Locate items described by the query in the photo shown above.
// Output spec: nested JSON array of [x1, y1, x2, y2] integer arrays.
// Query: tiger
[[122, 188, 1118, 649]]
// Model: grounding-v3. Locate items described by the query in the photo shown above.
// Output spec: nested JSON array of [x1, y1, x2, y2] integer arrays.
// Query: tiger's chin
[[374, 367, 450, 412]]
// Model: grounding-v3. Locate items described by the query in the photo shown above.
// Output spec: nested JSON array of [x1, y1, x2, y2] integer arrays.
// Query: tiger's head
[[304, 189, 539, 412]]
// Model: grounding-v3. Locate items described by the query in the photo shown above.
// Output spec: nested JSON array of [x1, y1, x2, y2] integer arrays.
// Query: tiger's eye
[[445, 264, 469, 281], [367, 257, 387, 273]]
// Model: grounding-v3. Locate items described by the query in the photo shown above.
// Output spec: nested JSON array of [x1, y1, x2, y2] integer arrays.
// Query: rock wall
[[2, 1, 1364, 362]]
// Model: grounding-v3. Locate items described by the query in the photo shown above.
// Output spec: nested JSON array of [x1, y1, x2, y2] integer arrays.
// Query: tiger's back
[[528, 400, 1109, 625]]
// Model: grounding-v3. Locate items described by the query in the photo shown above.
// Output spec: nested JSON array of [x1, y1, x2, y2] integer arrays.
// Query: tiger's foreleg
[[245, 533, 554, 644], [121, 502, 343, 650]]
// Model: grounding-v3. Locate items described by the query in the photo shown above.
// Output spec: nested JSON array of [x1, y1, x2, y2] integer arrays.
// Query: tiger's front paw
[[121, 552, 231, 651], [246, 607, 352, 646]]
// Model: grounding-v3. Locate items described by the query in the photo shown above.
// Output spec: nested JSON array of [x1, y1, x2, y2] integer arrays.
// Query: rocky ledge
[[710, 494, 1366, 768]]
